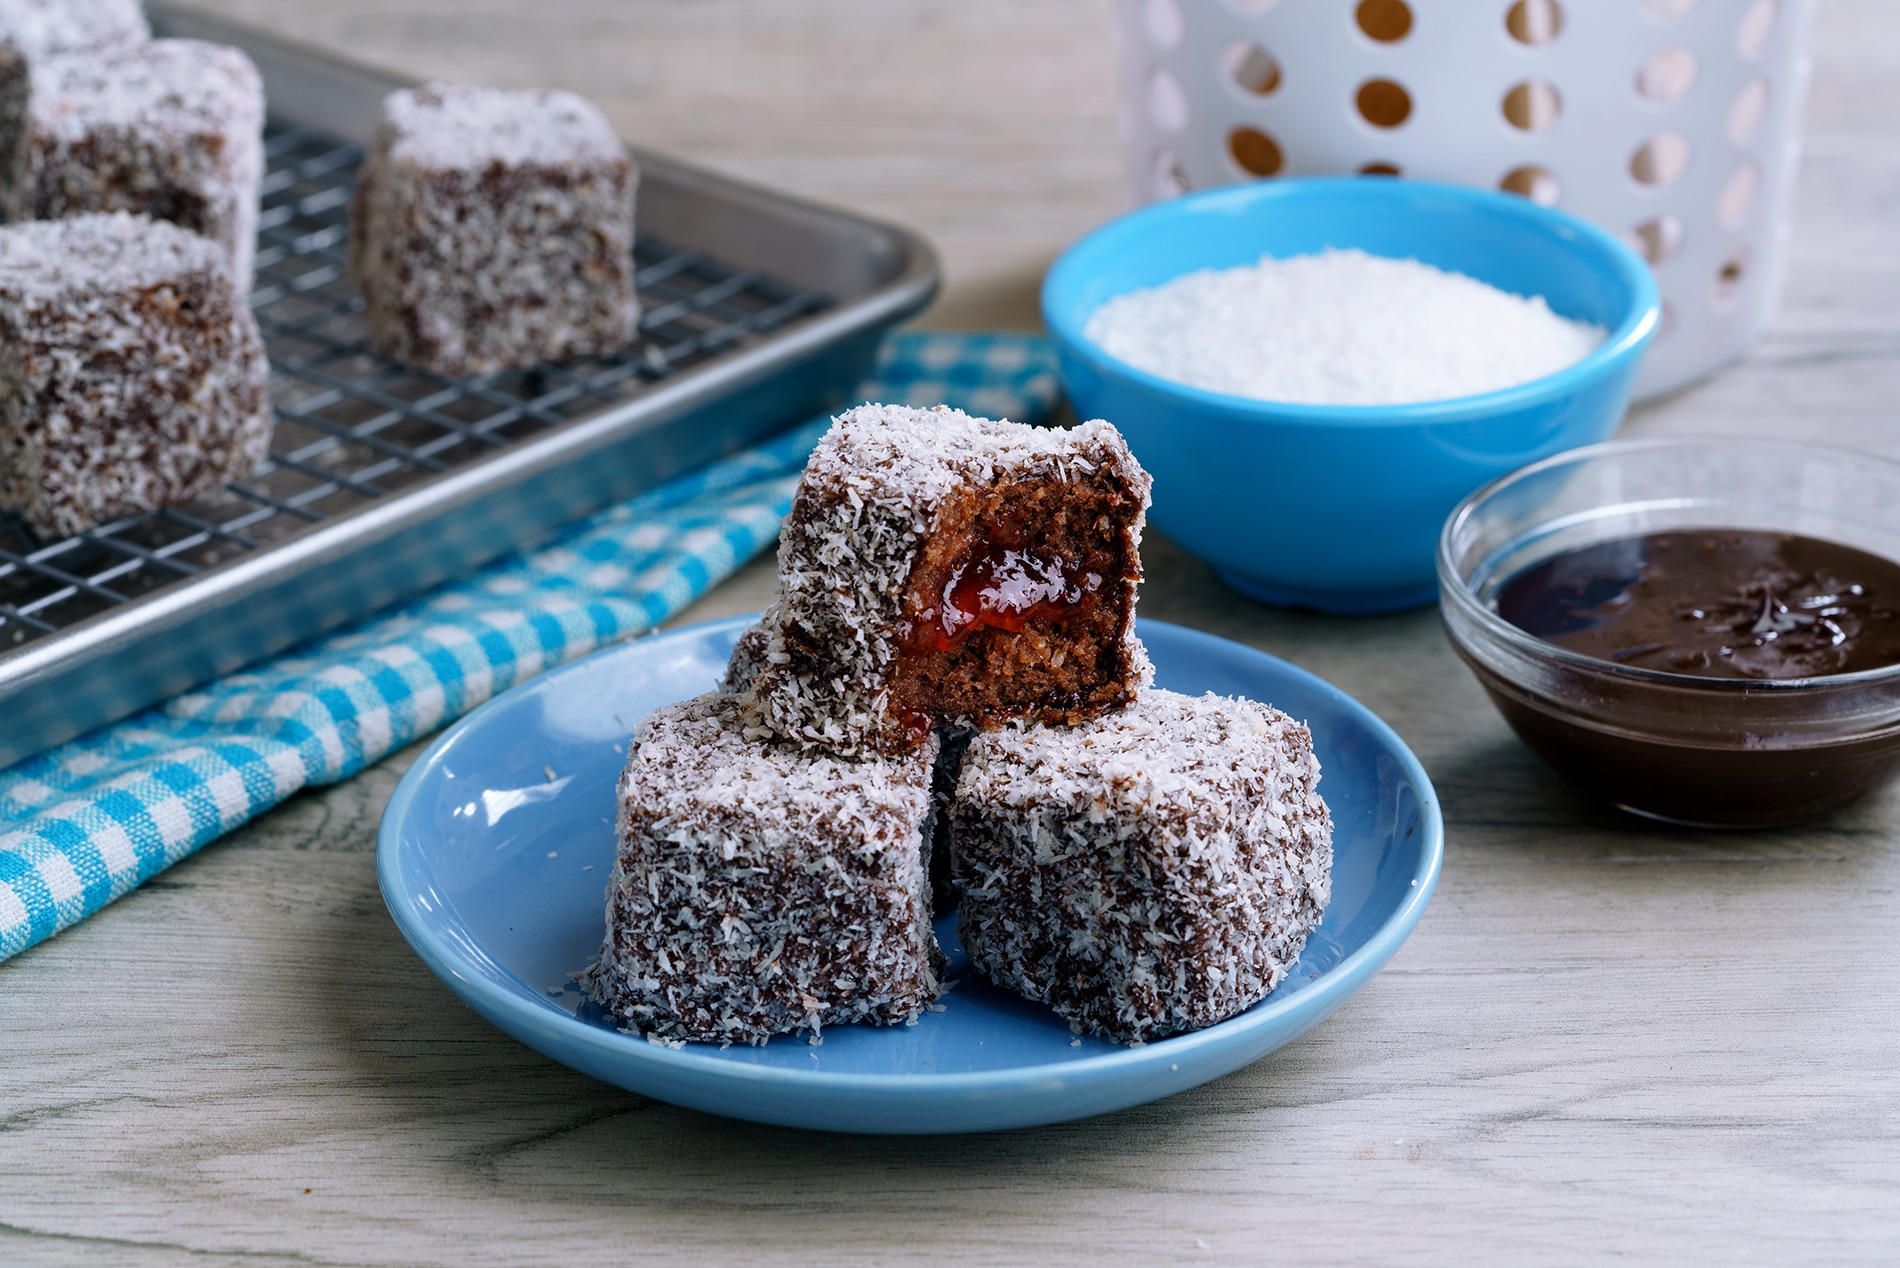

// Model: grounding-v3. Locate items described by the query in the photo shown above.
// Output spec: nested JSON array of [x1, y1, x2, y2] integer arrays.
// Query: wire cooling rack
[[0, 123, 833, 652]]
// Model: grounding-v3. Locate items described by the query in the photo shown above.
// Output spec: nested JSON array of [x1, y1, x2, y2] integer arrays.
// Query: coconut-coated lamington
[[0, 0, 151, 225], [585, 691, 943, 1046], [348, 82, 638, 377], [3, 39, 264, 285], [949, 689, 1333, 1042], [0, 212, 272, 537], [750, 404, 1153, 758], [0, 0, 146, 60]]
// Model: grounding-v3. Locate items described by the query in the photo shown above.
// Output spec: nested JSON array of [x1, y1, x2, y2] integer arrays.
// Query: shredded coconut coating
[[0, 1, 150, 201], [347, 82, 638, 377], [718, 605, 776, 694], [0, 0, 146, 61], [0, 212, 271, 537], [949, 689, 1333, 1042], [750, 403, 1154, 757], [4, 40, 263, 287], [584, 691, 943, 1046]]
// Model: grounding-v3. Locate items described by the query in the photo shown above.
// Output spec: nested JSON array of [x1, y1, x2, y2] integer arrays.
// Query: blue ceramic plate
[[377, 617, 1443, 1134]]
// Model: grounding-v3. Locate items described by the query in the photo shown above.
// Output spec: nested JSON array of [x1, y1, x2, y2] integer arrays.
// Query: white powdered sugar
[[0, 0, 147, 61], [1084, 247, 1607, 406], [381, 82, 625, 169]]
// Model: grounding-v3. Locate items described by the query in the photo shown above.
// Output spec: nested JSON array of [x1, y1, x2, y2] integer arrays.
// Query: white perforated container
[[1113, 0, 1817, 399]]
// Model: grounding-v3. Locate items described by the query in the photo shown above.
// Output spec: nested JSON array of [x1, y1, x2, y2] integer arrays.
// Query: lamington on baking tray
[[4, 39, 264, 284], [948, 689, 1333, 1042], [348, 82, 639, 377], [584, 691, 943, 1046], [0, 0, 147, 60], [748, 403, 1153, 758], [0, 0, 151, 223], [0, 212, 272, 537]]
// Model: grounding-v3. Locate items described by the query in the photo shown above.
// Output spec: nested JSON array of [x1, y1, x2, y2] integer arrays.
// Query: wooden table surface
[[5, 2, 1898, 1263]]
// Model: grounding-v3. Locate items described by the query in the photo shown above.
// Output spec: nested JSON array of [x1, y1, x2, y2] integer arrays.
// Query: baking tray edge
[[0, 5, 939, 766]]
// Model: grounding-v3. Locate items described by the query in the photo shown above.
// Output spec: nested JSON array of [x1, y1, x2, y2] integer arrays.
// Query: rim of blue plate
[[1041, 176, 1661, 427], [376, 616, 1445, 1097]]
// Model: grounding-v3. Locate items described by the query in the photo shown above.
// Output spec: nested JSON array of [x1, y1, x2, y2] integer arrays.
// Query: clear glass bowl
[[1438, 437, 1900, 828]]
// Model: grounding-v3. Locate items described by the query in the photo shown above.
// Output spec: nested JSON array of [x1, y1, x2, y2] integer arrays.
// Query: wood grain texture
[[3, 1, 1898, 1263]]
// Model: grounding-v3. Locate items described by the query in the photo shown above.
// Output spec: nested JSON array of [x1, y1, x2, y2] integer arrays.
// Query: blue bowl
[[1042, 177, 1660, 614]]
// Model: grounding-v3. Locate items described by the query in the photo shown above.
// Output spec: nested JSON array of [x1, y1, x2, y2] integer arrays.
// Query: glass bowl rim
[[1437, 434, 1900, 695]]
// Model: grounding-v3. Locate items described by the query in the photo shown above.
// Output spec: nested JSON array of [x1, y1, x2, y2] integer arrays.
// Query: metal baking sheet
[[0, 6, 938, 766]]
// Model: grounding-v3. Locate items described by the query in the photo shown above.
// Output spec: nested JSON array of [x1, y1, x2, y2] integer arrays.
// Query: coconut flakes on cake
[[949, 688, 1333, 1042], [749, 402, 1154, 758], [583, 690, 943, 1046]]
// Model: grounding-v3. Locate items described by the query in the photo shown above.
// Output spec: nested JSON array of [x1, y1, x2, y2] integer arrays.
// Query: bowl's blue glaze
[[1043, 178, 1659, 614]]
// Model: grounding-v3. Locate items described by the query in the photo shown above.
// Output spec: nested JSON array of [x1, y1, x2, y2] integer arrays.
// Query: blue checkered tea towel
[[0, 331, 1060, 962]]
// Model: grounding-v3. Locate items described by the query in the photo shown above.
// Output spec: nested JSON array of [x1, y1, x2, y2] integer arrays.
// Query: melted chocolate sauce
[[1458, 528, 1900, 827], [1497, 530, 1900, 680]]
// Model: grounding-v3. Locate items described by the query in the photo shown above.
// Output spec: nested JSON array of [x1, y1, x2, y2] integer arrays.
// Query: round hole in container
[[1359, 161, 1402, 177], [1500, 164, 1562, 206], [1630, 132, 1691, 185], [1628, 215, 1686, 265], [1356, 78, 1413, 129], [1356, 0, 1413, 42], [1729, 77, 1771, 143], [1148, 67, 1190, 133], [1737, 0, 1778, 58], [1718, 161, 1761, 227], [1716, 250, 1750, 301], [1644, 0, 1699, 18], [1144, 0, 1185, 48], [1228, 126, 1285, 177], [1502, 81, 1562, 132], [1638, 48, 1698, 103], [1505, 0, 1563, 46], [1222, 40, 1283, 96], [1155, 151, 1189, 199]]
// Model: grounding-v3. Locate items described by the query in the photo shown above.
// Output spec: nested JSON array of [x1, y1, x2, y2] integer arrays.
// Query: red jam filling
[[919, 545, 1103, 652]]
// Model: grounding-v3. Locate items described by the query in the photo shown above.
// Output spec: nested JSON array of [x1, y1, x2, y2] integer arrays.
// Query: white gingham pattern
[[0, 332, 1059, 961]]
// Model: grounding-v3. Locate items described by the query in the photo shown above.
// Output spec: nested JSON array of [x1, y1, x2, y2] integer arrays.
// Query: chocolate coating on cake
[[7, 40, 263, 286], [949, 689, 1332, 1042], [584, 691, 943, 1046], [0, 211, 271, 537], [347, 82, 638, 377], [718, 605, 777, 695], [750, 403, 1153, 758], [0, 1, 151, 215]]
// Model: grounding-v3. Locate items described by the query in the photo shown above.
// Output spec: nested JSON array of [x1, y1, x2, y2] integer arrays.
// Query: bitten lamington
[[4, 39, 264, 285], [585, 691, 943, 1046], [348, 83, 638, 377], [0, 212, 272, 537], [750, 404, 1153, 757], [949, 689, 1333, 1042]]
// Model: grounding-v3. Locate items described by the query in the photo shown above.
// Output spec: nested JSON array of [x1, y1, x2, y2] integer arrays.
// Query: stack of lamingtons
[[585, 403, 1335, 1047], [0, 0, 640, 539]]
